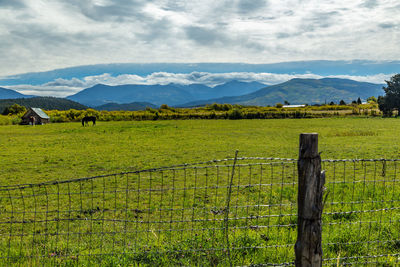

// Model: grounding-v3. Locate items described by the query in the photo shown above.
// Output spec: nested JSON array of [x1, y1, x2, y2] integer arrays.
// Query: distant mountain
[[67, 84, 193, 107], [181, 78, 384, 106], [0, 97, 87, 113], [212, 81, 267, 97], [2, 60, 399, 85], [66, 81, 266, 107], [0, 87, 31, 99], [95, 102, 158, 111]]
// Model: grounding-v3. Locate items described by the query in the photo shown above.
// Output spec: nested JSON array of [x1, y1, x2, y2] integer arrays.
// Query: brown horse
[[82, 116, 96, 126]]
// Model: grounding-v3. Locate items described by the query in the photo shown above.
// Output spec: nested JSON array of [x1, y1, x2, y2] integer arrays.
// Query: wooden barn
[[21, 108, 50, 125]]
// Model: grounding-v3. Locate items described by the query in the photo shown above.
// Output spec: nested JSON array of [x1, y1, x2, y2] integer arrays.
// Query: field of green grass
[[1, 117, 400, 185], [1, 118, 400, 266]]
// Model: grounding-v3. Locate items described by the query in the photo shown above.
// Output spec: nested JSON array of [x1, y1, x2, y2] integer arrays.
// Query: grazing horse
[[30, 116, 36, 126], [82, 116, 96, 126]]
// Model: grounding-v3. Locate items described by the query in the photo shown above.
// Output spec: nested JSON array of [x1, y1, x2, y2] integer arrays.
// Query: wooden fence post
[[295, 133, 325, 266]]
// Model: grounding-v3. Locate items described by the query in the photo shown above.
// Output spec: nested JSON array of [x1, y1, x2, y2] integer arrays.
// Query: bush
[[84, 108, 99, 118], [351, 108, 360, 115], [208, 103, 232, 111], [159, 104, 176, 112], [228, 109, 243, 119], [367, 96, 377, 103], [2, 104, 26, 115], [0, 115, 13, 125]]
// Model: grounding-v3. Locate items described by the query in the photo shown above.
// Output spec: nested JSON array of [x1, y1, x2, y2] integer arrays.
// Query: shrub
[[228, 108, 243, 120], [2, 104, 26, 115], [367, 96, 377, 103], [208, 103, 232, 111], [351, 108, 360, 115], [159, 104, 175, 111], [0, 115, 13, 125]]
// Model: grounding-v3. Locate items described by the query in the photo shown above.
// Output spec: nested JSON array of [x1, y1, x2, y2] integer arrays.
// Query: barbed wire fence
[[0, 156, 400, 265]]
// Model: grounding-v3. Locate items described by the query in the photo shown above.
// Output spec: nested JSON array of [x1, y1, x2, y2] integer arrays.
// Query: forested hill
[[181, 78, 384, 106], [0, 97, 87, 113], [67, 81, 266, 107], [95, 102, 158, 111]]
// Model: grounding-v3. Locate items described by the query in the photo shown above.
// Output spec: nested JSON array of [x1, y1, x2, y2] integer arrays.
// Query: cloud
[[301, 11, 340, 31], [66, 0, 148, 22], [185, 26, 229, 46], [237, 0, 268, 14], [361, 0, 378, 9], [378, 23, 397, 29], [6, 72, 392, 97], [7, 84, 82, 97], [0, 0, 399, 76], [0, 0, 26, 9]]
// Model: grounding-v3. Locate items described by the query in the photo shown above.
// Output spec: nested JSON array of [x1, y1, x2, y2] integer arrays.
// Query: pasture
[[1, 118, 400, 265], [1, 117, 399, 185]]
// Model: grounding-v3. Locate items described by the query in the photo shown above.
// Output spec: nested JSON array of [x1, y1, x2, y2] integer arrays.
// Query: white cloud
[[6, 72, 392, 97], [0, 0, 399, 76], [7, 84, 81, 97]]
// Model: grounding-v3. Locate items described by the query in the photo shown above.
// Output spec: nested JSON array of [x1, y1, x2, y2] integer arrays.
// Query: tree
[[228, 108, 243, 119], [2, 104, 26, 115], [284, 100, 290, 105], [379, 74, 400, 116], [357, 97, 362, 105], [339, 100, 346, 105], [378, 95, 392, 117], [367, 96, 377, 103]]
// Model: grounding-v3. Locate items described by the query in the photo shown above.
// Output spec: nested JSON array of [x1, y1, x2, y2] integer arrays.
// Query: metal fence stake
[[295, 133, 325, 267]]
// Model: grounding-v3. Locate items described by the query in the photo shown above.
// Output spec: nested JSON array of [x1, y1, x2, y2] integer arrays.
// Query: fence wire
[[321, 159, 400, 266], [0, 157, 399, 266]]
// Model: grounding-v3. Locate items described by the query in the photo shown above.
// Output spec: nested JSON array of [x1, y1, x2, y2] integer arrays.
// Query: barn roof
[[31, 108, 50, 119], [282, 105, 306, 108]]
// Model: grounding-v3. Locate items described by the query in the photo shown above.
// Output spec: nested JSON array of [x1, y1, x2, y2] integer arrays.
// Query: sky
[[0, 0, 399, 96]]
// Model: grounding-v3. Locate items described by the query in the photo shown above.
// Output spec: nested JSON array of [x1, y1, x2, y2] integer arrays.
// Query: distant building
[[21, 108, 50, 125], [282, 105, 306, 108]]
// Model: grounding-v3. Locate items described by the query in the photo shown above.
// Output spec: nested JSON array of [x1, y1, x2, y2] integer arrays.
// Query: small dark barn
[[21, 108, 50, 125]]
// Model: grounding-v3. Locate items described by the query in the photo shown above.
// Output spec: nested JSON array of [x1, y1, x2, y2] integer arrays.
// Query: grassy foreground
[[1, 118, 400, 266], [1, 117, 400, 185]]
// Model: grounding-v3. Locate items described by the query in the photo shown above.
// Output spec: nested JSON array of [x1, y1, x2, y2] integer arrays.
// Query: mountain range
[[0, 78, 386, 110], [182, 78, 384, 106], [66, 81, 266, 107], [67, 78, 384, 107]]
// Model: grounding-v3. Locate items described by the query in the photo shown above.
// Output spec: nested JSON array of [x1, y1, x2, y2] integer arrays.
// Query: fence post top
[[300, 133, 318, 136], [299, 133, 319, 158]]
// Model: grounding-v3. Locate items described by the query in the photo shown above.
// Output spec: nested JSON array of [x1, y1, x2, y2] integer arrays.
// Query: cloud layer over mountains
[[4, 71, 391, 97]]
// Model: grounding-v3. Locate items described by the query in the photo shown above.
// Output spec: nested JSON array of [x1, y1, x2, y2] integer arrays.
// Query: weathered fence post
[[295, 133, 325, 266]]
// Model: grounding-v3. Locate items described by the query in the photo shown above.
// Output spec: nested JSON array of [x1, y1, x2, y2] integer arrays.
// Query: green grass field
[[1, 117, 400, 184], [1, 118, 400, 266]]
